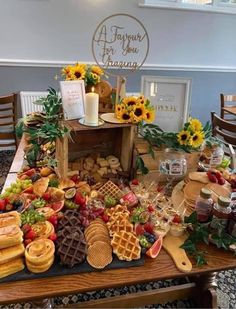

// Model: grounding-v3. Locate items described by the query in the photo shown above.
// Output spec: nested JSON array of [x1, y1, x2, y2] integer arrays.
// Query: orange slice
[[146, 236, 163, 259]]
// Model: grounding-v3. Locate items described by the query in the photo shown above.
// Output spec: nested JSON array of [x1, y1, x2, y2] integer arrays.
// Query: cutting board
[[163, 233, 192, 273]]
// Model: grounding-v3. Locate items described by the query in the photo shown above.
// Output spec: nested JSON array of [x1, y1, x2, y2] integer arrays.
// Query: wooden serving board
[[163, 233, 192, 273]]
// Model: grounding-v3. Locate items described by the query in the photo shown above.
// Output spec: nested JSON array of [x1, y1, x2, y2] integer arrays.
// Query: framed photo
[[141, 76, 192, 132], [60, 80, 85, 120]]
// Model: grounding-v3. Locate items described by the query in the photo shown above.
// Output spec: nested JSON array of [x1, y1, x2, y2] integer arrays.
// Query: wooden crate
[[56, 120, 135, 179], [133, 138, 200, 182]]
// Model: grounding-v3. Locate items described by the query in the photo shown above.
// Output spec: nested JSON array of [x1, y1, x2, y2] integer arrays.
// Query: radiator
[[20, 91, 48, 117]]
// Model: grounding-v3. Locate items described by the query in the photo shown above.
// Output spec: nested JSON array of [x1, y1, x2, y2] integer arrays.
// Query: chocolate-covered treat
[[57, 231, 87, 267], [57, 214, 83, 231], [57, 226, 83, 244]]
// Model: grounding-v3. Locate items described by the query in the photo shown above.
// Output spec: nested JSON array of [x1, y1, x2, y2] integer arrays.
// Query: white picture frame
[[60, 80, 85, 120], [141, 76, 192, 132]]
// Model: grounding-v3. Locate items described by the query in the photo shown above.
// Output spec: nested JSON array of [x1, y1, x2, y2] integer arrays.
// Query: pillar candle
[[85, 90, 99, 125]]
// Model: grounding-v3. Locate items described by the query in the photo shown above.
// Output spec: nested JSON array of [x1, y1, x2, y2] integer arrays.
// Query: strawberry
[[172, 214, 181, 224], [135, 223, 145, 235], [25, 229, 37, 240], [148, 205, 155, 212], [0, 199, 6, 211], [101, 214, 109, 223], [144, 222, 154, 234], [23, 186, 33, 194], [131, 179, 139, 185], [48, 215, 58, 227], [22, 224, 32, 234], [42, 192, 51, 201], [24, 239, 32, 246], [75, 191, 86, 206], [71, 175, 79, 183], [218, 177, 225, 185], [215, 171, 222, 180], [25, 168, 36, 177], [208, 174, 218, 183], [49, 232, 57, 242]]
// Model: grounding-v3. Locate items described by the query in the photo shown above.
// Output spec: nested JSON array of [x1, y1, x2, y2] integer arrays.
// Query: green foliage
[[181, 211, 235, 266], [136, 156, 149, 175]]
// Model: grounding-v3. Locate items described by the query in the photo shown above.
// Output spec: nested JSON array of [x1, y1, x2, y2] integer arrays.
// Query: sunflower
[[91, 73, 100, 83], [119, 110, 131, 123], [189, 118, 203, 132], [71, 65, 86, 80], [122, 96, 137, 108], [61, 65, 73, 77], [137, 95, 145, 105], [144, 109, 155, 123], [132, 104, 146, 122], [189, 131, 205, 148], [177, 130, 191, 145], [91, 65, 104, 76], [115, 104, 123, 118]]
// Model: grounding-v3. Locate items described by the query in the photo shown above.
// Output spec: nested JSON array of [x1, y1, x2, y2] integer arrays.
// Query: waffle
[[57, 231, 86, 267], [57, 226, 83, 244], [107, 211, 130, 229], [105, 204, 129, 218], [109, 219, 133, 236], [57, 214, 83, 231], [98, 180, 123, 199], [111, 231, 141, 261], [87, 240, 112, 269]]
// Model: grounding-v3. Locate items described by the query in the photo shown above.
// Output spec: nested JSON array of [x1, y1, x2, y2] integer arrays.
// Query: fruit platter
[[0, 162, 188, 282]]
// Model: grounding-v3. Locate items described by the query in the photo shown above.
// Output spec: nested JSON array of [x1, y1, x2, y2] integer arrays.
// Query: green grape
[[5, 187, 12, 193], [15, 188, 22, 194]]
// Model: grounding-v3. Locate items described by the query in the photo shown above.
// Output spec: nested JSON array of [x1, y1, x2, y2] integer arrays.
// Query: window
[[139, 0, 236, 14]]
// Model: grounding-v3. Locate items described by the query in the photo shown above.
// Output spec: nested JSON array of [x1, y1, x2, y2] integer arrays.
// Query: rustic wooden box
[[56, 120, 135, 179], [133, 138, 200, 183]]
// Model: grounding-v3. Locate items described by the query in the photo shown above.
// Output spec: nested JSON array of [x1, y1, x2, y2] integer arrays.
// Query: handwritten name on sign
[[92, 14, 149, 74]]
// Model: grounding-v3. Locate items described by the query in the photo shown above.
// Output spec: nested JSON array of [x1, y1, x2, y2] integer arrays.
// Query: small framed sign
[[60, 80, 85, 120]]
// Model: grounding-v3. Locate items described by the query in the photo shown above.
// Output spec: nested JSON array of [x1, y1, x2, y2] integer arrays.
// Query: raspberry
[[101, 214, 109, 223], [172, 214, 181, 224], [22, 224, 31, 234], [148, 205, 155, 212]]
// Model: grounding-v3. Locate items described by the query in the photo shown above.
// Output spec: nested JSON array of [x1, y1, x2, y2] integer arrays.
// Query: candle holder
[[78, 117, 105, 127]]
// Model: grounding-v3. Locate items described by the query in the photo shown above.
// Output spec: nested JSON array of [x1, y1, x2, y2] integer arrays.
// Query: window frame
[[139, 0, 236, 14]]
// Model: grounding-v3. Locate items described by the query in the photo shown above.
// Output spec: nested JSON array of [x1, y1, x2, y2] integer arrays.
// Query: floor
[[0, 151, 234, 309]]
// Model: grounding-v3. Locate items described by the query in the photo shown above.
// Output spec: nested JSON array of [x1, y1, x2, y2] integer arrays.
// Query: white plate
[[100, 113, 121, 124]]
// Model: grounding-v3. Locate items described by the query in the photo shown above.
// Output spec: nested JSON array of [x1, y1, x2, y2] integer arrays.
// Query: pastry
[[31, 221, 55, 239], [25, 238, 55, 273], [111, 231, 141, 261], [57, 230, 86, 267], [58, 178, 75, 190], [0, 257, 25, 279], [0, 211, 21, 228], [48, 187, 65, 202], [0, 244, 25, 265], [33, 177, 49, 197], [0, 225, 23, 249], [37, 207, 55, 219]]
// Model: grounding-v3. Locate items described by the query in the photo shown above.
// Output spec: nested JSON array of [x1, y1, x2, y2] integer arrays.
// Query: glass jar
[[195, 188, 213, 223], [211, 196, 232, 229], [227, 210, 236, 238], [209, 145, 224, 168]]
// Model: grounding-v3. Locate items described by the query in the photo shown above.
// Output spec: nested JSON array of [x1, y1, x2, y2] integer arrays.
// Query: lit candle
[[85, 87, 99, 125]]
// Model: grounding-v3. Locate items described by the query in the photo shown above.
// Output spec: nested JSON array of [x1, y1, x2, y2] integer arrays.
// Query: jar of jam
[[227, 209, 236, 238], [211, 196, 232, 229], [195, 188, 213, 223]]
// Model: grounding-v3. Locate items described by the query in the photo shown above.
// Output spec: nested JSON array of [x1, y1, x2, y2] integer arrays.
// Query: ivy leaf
[[195, 253, 207, 266], [180, 239, 196, 254], [184, 211, 198, 224], [148, 145, 155, 159], [136, 156, 149, 175]]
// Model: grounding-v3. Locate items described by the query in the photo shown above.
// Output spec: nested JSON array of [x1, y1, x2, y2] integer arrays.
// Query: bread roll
[[0, 211, 21, 228], [0, 257, 24, 279], [0, 225, 23, 249], [0, 244, 25, 265]]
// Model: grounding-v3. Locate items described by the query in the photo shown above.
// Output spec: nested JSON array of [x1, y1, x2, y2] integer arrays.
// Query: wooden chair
[[220, 93, 236, 120], [211, 111, 236, 168], [0, 93, 18, 150]]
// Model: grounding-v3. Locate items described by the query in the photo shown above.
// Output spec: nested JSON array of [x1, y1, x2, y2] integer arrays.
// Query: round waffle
[[57, 231, 86, 267], [111, 231, 141, 261], [87, 233, 110, 247], [183, 181, 205, 202], [87, 240, 112, 269]]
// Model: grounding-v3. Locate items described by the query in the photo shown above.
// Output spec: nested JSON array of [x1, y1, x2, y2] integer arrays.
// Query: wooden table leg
[[191, 272, 217, 309], [32, 298, 54, 308]]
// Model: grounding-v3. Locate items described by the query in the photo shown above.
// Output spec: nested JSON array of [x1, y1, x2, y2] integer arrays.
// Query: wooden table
[[1, 140, 236, 308]]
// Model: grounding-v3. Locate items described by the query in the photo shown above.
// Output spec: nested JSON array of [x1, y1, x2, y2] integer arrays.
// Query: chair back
[[220, 93, 236, 120], [0, 93, 18, 150]]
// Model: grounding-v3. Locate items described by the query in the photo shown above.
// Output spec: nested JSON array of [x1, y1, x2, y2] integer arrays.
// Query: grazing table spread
[[0, 138, 236, 309]]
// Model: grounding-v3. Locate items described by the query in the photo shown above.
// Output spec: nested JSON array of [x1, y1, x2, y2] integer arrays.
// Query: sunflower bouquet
[[61, 62, 104, 86], [115, 95, 156, 124]]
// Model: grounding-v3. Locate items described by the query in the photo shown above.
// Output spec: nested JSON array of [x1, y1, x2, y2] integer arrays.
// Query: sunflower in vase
[[61, 62, 105, 86], [115, 95, 156, 124]]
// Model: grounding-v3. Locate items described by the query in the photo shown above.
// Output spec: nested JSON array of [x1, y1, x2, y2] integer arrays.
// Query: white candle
[[85, 89, 99, 125]]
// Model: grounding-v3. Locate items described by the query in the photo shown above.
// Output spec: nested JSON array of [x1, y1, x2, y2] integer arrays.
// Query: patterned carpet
[[0, 151, 235, 309]]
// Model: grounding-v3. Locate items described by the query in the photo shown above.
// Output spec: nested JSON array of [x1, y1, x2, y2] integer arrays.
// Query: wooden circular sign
[[92, 13, 149, 76]]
